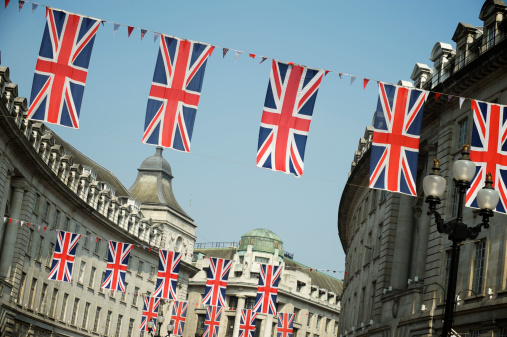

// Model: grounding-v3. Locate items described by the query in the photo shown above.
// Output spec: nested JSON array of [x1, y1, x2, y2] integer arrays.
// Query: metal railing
[[194, 242, 238, 249]]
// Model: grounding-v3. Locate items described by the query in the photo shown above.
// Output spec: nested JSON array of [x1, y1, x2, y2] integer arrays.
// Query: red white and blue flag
[[202, 257, 233, 307], [142, 35, 214, 152], [140, 296, 161, 332], [101, 240, 133, 292], [256, 60, 324, 176], [171, 301, 188, 336], [466, 100, 507, 213], [253, 264, 283, 315], [27, 8, 100, 128], [369, 83, 426, 196], [48, 230, 81, 282], [239, 309, 257, 337], [153, 250, 181, 299], [203, 305, 223, 337], [277, 313, 295, 337]]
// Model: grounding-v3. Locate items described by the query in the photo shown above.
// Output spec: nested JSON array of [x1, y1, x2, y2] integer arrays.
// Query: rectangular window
[[254, 256, 269, 264], [78, 261, 86, 284], [379, 190, 387, 202], [308, 313, 313, 327], [128, 318, 135, 337], [316, 315, 321, 329], [104, 310, 112, 335], [84, 231, 91, 249], [63, 217, 70, 232], [82, 302, 90, 328], [43, 202, 50, 221], [229, 296, 238, 309], [471, 329, 482, 337], [36, 235, 44, 261], [245, 297, 256, 310], [54, 210, 60, 229], [226, 316, 234, 337], [71, 298, 80, 325], [138, 260, 144, 275], [89, 266, 96, 288], [39, 283, 48, 312], [472, 241, 486, 295], [99, 272, 106, 293], [121, 283, 127, 302], [94, 238, 100, 254], [46, 243, 55, 267], [458, 119, 468, 150], [93, 307, 102, 332], [34, 193, 40, 214], [487, 25, 495, 49], [49, 288, 58, 317], [74, 223, 81, 235], [294, 307, 300, 322], [28, 278, 37, 309], [27, 228, 34, 255], [115, 314, 123, 337], [17, 272, 27, 304], [196, 314, 206, 335], [149, 265, 156, 279], [133, 287, 140, 306], [60, 293, 69, 321], [250, 272, 259, 279]]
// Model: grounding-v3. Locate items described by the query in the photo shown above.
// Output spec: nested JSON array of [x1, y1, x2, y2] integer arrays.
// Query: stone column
[[0, 169, 14, 254], [390, 194, 414, 290], [232, 296, 246, 337], [0, 178, 26, 280], [262, 314, 273, 337]]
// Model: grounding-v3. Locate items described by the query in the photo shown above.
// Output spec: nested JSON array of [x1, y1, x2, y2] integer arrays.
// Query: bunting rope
[[3, 0, 502, 107]]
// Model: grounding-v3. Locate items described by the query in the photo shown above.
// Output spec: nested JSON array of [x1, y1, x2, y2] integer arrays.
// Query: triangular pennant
[[153, 32, 160, 43], [5, 0, 10, 9], [148, 247, 152, 252], [434, 93, 441, 102], [127, 26, 134, 37], [339, 73, 343, 79], [260, 57, 267, 64], [363, 78, 369, 89], [459, 97, 465, 108], [44, 227, 47, 231], [249, 54, 255, 59], [3, 217, 6, 223], [38, 225, 40, 230], [424, 91, 429, 102], [26, 222, 29, 227], [141, 29, 147, 40], [223, 48, 229, 58], [324, 70, 330, 76], [96, 237, 99, 242], [350, 76, 357, 86], [235, 51, 242, 62], [20, 221, 24, 226], [31, 3, 36, 13], [18, 0, 24, 11], [447, 95, 453, 102], [113, 23, 120, 35]]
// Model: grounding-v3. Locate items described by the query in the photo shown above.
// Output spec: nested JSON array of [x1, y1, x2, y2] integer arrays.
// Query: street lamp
[[423, 144, 499, 337], [148, 315, 174, 337]]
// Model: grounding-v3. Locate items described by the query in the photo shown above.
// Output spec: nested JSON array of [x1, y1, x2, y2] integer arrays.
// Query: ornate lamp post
[[423, 145, 499, 337], [148, 315, 174, 337]]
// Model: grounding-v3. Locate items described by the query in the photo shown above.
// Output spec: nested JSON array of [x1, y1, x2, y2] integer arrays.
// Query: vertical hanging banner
[[48, 230, 81, 282], [256, 60, 324, 176], [277, 313, 295, 337], [142, 35, 214, 152], [171, 301, 188, 336], [140, 296, 161, 331], [239, 309, 257, 337], [466, 100, 507, 213], [369, 83, 426, 196], [253, 264, 283, 315], [202, 257, 233, 307], [153, 250, 182, 300], [27, 8, 100, 128], [101, 240, 133, 292], [203, 305, 223, 337]]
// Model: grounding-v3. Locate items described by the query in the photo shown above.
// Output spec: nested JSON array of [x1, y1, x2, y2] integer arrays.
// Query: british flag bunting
[[253, 264, 283, 315], [142, 35, 214, 152], [171, 301, 188, 336], [27, 8, 100, 128], [256, 60, 324, 176], [101, 240, 133, 292], [466, 100, 507, 213], [369, 83, 426, 196], [140, 296, 161, 332], [277, 313, 295, 337], [48, 230, 81, 282], [203, 305, 223, 337], [239, 309, 257, 337], [202, 257, 233, 307], [153, 249, 182, 300]]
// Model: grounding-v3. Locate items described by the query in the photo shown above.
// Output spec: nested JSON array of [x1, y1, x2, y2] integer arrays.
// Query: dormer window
[[254, 256, 269, 264], [486, 24, 495, 49], [296, 281, 306, 292]]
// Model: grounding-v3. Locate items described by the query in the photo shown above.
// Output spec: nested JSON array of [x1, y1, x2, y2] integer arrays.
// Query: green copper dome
[[238, 228, 284, 255]]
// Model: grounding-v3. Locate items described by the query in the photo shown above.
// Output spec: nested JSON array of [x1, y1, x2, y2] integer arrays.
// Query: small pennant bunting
[[325, 70, 330, 76], [260, 57, 267, 64], [249, 54, 255, 59], [447, 95, 453, 102], [113, 23, 120, 35], [223, 48, 229, 58], [44, 226, 47, 231], [127, 26, 134, 37], [350, 76, 357, 85], [434, 93, 441, 102], [459, 97, 465, 108], [363, 78, 369, 89], [18, 0, 24, 11], [424, 91, 429, 102], [31, 3, 36, 12], [101, 20, 106, 26], [235, 51, 242, 62], [141, 29, 147, 40], [5, 0, 10, 9], [339, 73, 343, 79]]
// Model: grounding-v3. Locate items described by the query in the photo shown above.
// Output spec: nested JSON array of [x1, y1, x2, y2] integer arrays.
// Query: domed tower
[[237, 228, 284, 266], [129, 147, 196, 257]]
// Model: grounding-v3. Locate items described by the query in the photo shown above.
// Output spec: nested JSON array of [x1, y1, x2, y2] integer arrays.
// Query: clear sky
[[0, 0, 485, 277]]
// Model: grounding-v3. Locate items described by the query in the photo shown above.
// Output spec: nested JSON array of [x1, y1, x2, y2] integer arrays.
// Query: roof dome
[[238, 228, 283, 255], [138, 147, 173, 178]]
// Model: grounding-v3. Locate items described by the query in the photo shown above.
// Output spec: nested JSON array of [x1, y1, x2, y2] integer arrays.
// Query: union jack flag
[[256, 60, 324, 176], [171, 301, 188, 336], [277, 313, 294, 337], [142, 35, 214, 152], [466, 100, 507, 213], [27, 8, 100, 128], [101, 240, 133, 292], [202, 257, 233, 307], [239, 309, 257, 337], [140, 296, 161, 332], [48, 230, 81, 282], [153, 250, 181, 299], [203, 305, 223, 337], [253, 264, 283, 315], [369, 83, 426, 196]]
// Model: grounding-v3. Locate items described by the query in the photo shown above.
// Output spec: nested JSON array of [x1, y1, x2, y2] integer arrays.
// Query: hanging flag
[[239, 309, 257, 337], [48, 231, 82, 282], [5, 0, 10, 9], [277, 313, 295, 337], [171, 301, 188, 336], [127, 26, 134, 37], [141, 29, 147, 40], [260, 57, 267, 64], [202, 257, 233, 307], [369, 83, 426, 196], [18, 0, 24, 11], [101, 240, 133, 291], [153, 250, 182, 299], [424, 90, 429, 102], [363, 78, 369, 89], [350, 76, 357, 85], [113, 23, 120, 35], [459, 97, 465, 108], [154, 32, 160, 43], [253, 264, 283, 314], [31, 3, 36, 13], [203, 305, 223, 337], [466, 101, 507, 213], [26, 9, 100, 129], [256, 60, 324, 176], [140, 296, 161, 332], [249, 54, 256, 59], [324, 70, 330, 76], [434, 93, 441, 102], [447, 95, 453, 102], [142, 35, 214, 152], [223, 48, 229, 58], [338, 73, 343, 79], [235, 51, 242, 62]]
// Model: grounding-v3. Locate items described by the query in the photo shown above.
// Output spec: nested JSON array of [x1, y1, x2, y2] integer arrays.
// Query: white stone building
[[337, 1, 507, 336], [0, 65, 199, 336]]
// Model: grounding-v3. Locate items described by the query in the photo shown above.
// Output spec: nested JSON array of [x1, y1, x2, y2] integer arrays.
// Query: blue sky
[[0, 0, 484, 277]]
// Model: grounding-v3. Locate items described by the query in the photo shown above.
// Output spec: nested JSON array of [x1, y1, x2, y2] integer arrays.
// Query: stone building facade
[[0, 65, 198, 336], [337, 1, 507, 336], [182, 229, 342, 337]]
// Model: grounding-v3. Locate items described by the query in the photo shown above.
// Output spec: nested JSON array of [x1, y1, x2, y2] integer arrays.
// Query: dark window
[[229, 296, 238, 309], [245, 297, 256, 310]]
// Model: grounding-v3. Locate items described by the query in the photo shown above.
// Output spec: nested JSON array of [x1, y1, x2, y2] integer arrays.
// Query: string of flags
[[3, 1, 501, 179]]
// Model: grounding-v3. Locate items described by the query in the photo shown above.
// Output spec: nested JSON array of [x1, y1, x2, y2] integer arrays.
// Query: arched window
[[175, 237, 183, 252]]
